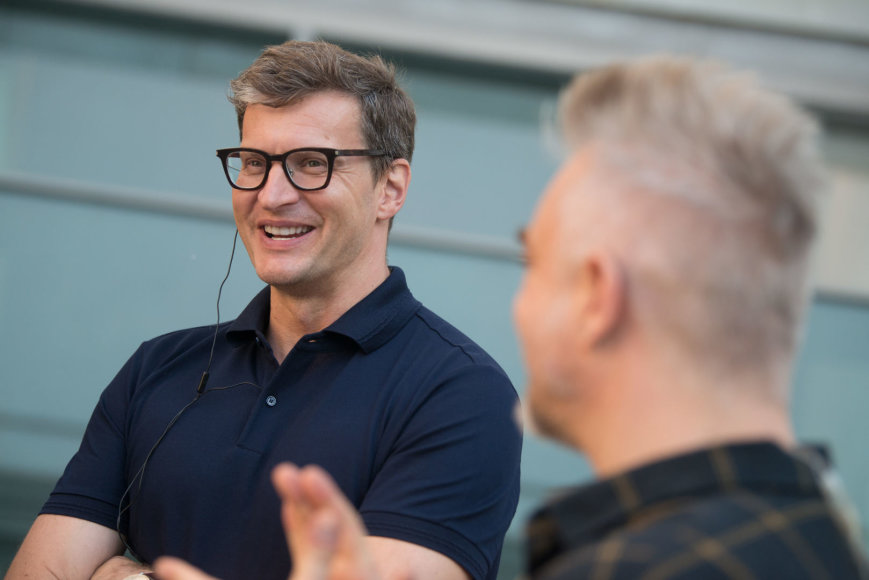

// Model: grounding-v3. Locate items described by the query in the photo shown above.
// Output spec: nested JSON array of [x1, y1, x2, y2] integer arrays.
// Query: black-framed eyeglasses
[[216, 147, 386, 192]]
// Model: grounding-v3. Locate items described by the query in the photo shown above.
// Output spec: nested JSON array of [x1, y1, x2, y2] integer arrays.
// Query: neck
[[577, 363, 796, 478], [266, 263, 390, 363]]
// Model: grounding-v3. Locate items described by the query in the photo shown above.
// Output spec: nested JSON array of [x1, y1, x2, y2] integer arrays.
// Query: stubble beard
[[521, 377, 575, 447]]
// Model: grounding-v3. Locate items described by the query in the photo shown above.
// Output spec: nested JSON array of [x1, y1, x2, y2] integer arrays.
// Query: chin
[[253, 261, 311, 287], [524, 377, 576, 445], [255, 270, 293, 286], [528, 404, 562, 441]]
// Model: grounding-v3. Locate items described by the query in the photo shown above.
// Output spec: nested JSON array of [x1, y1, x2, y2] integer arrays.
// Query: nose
[[257, 160, 301, 209]]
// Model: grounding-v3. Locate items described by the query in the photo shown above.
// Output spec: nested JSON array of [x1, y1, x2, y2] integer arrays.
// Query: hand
[[154, 463, 382, 580], [275, 463, 380, 580], [152, 557, 218, 580], [91, 555, 154, 580]]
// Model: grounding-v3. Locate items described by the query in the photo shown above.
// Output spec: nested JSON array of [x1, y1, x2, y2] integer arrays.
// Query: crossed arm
[[4, 465, 469, 580], [4, 514, 151, 579]]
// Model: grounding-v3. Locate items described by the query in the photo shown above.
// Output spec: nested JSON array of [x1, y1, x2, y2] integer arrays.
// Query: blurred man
[[513, 55, 865, 579], [156, 54, 866, 580], [6, 40, 521, 580]]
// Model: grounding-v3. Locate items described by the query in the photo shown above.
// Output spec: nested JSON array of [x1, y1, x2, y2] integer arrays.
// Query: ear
[[376, 159, 411, 221], [573, 251, 626, 348]]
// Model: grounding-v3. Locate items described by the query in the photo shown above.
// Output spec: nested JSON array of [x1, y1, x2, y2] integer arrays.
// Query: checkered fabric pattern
[[526, 442, 867, 579]]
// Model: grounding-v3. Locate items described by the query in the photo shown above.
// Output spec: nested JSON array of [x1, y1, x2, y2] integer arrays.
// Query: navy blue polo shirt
[[42, 267, 522, 580]]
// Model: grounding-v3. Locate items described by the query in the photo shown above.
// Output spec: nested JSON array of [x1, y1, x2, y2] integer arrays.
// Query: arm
[[367, 537, 469, 580], [5, 514, 127, 580], [91, 556, 157, 580], [358, 364, 521, 580], [8, 352, 163, 580], [20, 349, 164, 580]]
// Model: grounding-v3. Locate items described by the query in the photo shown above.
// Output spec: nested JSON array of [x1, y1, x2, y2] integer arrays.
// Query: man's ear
[[573, 251, 626, 348], [376, 159, 411, 221]]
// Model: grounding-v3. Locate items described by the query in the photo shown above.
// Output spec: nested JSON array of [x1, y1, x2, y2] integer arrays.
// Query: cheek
[[513, 281, 537, 347], [523, 289, 577, 374], [231, 194, 251, 221], [515, 284, 558, 380], [323, 189, 372, 232]]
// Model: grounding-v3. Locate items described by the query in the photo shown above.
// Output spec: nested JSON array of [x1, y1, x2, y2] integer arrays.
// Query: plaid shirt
[[526, 442, 867, 579]]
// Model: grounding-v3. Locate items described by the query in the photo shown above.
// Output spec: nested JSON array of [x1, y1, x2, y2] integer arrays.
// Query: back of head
[[558, 56, 825, 388], [229, 40, 416, 180]]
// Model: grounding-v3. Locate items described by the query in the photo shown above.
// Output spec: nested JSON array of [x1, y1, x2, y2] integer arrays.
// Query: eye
[[298, 157, 327, 172], [289, 151, 329, 174], [240, 153, 266, 173], [302, 157, 325, 168]]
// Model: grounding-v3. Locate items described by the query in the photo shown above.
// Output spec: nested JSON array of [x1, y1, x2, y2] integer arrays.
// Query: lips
[[263, 225, 314, 240]]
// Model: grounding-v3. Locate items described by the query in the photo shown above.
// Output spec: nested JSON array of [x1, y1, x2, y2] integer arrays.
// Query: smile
[[264, 225, 314, 240]]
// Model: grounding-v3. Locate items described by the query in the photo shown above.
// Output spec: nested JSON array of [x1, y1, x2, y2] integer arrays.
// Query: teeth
[[264, 225, 313, 238]]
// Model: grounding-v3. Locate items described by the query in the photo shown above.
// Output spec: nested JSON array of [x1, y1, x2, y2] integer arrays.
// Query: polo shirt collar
[[325, 266, 421, 352], [526, 441, 825, 573], [225, 266, 420, 354], [224, 285, 270, 349]]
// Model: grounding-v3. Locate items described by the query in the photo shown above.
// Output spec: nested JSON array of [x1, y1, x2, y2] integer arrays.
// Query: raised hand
[[154, 463, 382, 580]]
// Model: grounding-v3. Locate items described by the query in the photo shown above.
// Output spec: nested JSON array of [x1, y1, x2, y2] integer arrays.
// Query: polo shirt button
[[266, 395, 277, 407]]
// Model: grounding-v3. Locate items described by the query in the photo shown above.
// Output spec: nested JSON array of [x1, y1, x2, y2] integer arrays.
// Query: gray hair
[[558, 55, 825, 380], [229, 40, 416, 182]]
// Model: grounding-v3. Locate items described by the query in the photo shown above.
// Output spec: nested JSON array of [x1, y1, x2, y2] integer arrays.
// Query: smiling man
[[6, 41, 521, 580]]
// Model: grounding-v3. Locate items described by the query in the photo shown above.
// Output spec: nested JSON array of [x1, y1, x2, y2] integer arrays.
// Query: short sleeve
[[39, 348, 141, 530], [358, 364, 522, 580]]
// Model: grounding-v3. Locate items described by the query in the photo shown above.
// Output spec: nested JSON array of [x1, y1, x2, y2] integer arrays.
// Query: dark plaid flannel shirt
[[527, 442, 867, 579]]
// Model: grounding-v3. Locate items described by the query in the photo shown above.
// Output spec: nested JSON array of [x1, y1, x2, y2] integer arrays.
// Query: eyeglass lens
[[225, 150, 331, 190]]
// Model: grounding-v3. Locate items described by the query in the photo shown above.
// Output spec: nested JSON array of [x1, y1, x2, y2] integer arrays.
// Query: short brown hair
[[229, 40, 416, 181]]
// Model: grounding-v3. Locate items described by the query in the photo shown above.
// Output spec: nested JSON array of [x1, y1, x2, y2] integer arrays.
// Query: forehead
[[241, 92, 363, 144], [527, 149, 596, 248]]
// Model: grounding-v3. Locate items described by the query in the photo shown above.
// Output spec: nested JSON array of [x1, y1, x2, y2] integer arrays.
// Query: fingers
[[272, 463, 341, 508], [151, 465, 376, 580], [153, 556, 220, 580], [272, 463, 379, 580], [272, 463, 367, 543], [287, 509, 340, 580], [299, 466, 355, 513], [280, 464, 365, 528], [273, 463, 340, 580], [272, 462, 303, 503]]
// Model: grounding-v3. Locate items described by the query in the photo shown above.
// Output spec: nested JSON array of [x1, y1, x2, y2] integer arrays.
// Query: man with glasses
[[7, 40, 521, 580]]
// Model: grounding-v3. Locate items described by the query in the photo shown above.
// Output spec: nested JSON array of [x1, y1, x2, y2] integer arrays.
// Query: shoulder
[[408, 305, 503, 367], [140, 322, 222, 350], [395, 306, 517, 407], [536, 490, 862, 580], [108, 322, 230, 393], [135, 323, 224, 363]]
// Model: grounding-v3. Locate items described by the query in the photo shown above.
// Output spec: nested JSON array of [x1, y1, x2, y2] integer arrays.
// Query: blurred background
[[0, 0, 867, 576]]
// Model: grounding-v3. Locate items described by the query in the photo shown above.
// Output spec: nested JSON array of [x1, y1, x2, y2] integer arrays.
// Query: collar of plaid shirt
[[525, 441, 843, 575]]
